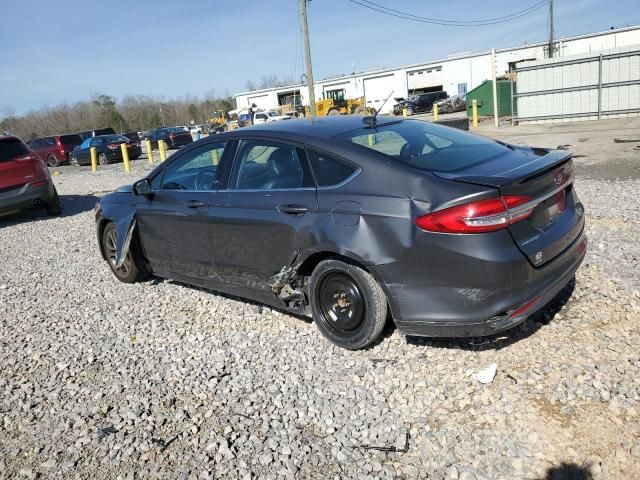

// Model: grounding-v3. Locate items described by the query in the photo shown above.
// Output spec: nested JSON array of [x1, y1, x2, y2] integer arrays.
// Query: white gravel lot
[[1, 148, 639, 479]]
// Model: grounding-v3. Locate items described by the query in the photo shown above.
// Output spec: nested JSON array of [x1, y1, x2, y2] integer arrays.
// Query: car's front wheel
[[70, 155, 79, 166], [98, 153, 109, 166], [309, 259, 387, 350], [102, 223, 148, 284], [47, 155, 58, 167]]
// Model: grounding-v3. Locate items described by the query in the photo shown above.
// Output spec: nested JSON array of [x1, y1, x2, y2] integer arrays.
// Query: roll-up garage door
[[363, 75, 394, 113], [407, 66, 443, 94], [248, 94, 271, 110]]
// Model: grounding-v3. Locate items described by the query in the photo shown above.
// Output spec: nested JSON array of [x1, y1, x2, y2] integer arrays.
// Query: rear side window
[[60, 135, 82, 147], [307, 150, 356, 187], [336, 120, 508, 172], [0, 139, 30, 163]]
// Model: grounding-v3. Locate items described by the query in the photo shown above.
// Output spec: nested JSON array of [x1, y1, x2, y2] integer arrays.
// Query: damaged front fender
[[113, 214, 137, 269]]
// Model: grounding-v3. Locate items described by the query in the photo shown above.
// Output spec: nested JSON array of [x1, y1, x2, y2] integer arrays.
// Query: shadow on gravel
[[0, 194, 99, 227], [542, 462, 594, 480], [405, 278, 576, 352]]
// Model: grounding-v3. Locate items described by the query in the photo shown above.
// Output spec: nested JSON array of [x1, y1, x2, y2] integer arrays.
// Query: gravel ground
[[1, 149, 639, 480]]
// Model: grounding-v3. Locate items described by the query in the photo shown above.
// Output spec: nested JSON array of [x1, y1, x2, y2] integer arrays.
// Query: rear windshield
[[165, 128, 185, 133], [0, 138, 30, 163], [336, 120, 508, 172], [60, 134, 82, 146], [100, 134, 129, 143], [94, 128, 116, 136]]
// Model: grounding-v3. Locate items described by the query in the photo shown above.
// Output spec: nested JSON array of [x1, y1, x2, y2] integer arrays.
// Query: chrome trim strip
[[508, 179, 573, 219]]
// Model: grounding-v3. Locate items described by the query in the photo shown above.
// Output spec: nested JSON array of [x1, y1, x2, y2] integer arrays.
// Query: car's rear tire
[[327, 108, 341, 115], [45, 187, 61, 216], [309, 259, 387, 350], [98, 153, 109, 166], [407, 107, 415, 116], [47, 155, 59, 167], [102, 222, 148, 284], [70, 155, 79, 166]]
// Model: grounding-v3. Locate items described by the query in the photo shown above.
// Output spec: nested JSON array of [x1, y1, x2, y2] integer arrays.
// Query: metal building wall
[[514, 46, 640, 124]]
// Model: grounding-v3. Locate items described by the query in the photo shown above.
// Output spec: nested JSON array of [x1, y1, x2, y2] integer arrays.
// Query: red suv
[[0, 135, 61, 217], [28, 134, 82, 167]]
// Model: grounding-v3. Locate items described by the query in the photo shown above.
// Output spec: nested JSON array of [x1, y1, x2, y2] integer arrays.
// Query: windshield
[[336, 120, 509, 173], [100, 134, 129, 143]]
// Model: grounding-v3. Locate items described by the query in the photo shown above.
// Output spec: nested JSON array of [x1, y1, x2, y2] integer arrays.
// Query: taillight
[[169, 134, 176, 139], [107, 143, 120, 150], [415, 195, 533, 234], [15, 153, 39, 163]]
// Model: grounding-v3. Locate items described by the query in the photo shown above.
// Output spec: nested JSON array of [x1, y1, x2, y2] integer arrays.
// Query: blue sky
[[1, 0, 638, 114]]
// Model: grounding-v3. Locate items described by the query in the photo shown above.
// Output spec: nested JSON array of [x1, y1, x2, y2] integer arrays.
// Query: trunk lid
[[434, 146, 584, 267]]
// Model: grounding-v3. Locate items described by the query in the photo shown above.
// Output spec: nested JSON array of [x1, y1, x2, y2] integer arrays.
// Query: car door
[[210, 138, 318, 291], [135, 141, 230, 279], [75, 138, 92, 164]]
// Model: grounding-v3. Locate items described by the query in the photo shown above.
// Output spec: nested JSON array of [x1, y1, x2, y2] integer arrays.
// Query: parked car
[[253, 111, 291, 125], [393, 91, 448, 115], [27, 134, 82, 167], [237, 113, 252, 128], [122, 131, 141, 143], [69, 134, 142, 166], [95, 116, 586, 350], [78, 128, 116, 141], [148, 127, 193, 149], [434, 94, 467, 114], [0, 135, 61, 216]]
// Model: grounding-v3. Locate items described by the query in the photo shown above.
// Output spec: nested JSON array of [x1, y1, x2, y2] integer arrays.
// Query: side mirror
[[133, 178, 152, 196]]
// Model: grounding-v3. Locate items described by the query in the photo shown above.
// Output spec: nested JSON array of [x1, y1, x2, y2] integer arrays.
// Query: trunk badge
[[535, 251, 543, 263], [554, 173, 563, 185]]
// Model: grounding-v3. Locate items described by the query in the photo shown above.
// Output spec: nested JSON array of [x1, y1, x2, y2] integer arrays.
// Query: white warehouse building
[[234, 25, 640, 115]]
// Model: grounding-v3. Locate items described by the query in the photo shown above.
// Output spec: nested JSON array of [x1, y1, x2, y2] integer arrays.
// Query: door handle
[[185, 200, 205, 208], [278, 204, 308, 215]]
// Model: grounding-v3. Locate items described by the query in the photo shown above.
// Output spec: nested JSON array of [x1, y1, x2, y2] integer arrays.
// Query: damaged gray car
[[95, 116, 586, 349]]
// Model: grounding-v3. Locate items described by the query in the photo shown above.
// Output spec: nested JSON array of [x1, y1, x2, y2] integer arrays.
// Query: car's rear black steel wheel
[[310, 259, 387, 350], [47, 155, 58, 167]]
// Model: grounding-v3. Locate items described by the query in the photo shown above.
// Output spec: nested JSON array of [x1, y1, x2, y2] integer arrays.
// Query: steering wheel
[[195, 170, 216, 191], [400, 142, 425, 164]]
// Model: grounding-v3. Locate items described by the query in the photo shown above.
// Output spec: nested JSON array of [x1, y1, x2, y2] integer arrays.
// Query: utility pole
[[548, 0, 554, 58], [491, 48, 499, 128], [299, 0, 316, 118]]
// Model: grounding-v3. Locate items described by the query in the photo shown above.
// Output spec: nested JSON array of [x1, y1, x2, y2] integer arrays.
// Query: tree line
[[1, 92, 236, 140]]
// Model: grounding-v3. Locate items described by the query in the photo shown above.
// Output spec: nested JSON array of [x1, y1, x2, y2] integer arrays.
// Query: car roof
[[0, 134, 21, 142], [241, 115, 400, 138]]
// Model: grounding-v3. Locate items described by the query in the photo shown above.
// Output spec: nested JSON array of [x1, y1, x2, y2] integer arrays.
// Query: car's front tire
[[98, 153, 109, 166], [102, 223, 148, 284], [47, 155, 59, 167], [70, 155, 79, 166], [309, 259, 387, 350]]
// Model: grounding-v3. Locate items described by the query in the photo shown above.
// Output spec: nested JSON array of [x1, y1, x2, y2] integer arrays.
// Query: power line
[[347, 0, 548, 26]]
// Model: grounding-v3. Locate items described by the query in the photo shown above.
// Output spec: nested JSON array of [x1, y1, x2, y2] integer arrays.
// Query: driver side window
[[160, 142, 227, 191]]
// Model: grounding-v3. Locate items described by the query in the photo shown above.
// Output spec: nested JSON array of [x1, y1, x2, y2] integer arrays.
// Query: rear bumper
[[0, 181, 54, 215], [373, 227, 587, 338]]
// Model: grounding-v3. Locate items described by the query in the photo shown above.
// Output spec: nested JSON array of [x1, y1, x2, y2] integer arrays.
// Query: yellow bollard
[[402, 107, 407, 118], [159, 140, 167, 162], [211, 148, 219, 165], [367, 134, 374, 146], [145, 139, 154, 164], [472, 99, 479, 128], [90, 147, 97, 172], [433, 104, 439, 121], [120, 143, 131, 173]]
